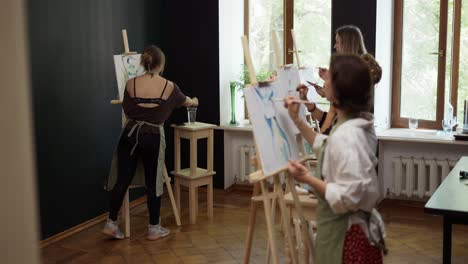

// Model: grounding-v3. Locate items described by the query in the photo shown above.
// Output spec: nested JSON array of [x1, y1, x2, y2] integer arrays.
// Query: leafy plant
[[231, 64, 275, 92]]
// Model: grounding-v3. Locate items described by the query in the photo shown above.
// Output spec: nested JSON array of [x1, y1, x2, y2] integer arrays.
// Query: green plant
[[231, 64, 275, 91], [229, 65, 275, 121]]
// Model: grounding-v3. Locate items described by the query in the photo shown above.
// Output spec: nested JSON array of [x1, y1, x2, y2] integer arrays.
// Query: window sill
[[216, 120, 253, 132], [377, 128, 468, 145]]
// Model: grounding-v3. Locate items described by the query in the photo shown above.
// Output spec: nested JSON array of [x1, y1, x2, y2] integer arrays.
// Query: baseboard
[[229, 183, 254, 193], [40, 196, 147, 248]]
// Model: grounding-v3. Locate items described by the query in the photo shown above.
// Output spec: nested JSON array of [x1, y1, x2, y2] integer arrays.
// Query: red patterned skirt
[[342, 224, 383, 264]]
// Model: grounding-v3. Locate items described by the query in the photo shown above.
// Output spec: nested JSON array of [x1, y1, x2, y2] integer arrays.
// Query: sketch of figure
[[244, 82, 302, 176], [113, 54, 145, 100], [121, 55, 143, 79], [253, 87, 291, 162]]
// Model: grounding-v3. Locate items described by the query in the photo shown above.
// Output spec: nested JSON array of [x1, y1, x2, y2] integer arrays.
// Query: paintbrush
[[272, 98, 329, 105]]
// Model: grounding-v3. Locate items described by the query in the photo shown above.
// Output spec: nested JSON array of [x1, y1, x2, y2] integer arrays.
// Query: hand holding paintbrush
[[283, 96, 303, 124], [296, 79, 326, 97]]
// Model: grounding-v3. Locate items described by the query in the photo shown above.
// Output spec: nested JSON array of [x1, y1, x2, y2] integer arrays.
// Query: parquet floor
[[41, 189, 468, 263]]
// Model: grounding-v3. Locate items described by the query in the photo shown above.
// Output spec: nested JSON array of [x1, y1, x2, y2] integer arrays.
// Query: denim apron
[[105, 119, 166, 197]]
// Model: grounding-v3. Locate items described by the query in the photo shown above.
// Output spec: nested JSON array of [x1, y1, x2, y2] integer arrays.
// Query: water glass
[[408, 118, 418, 130], [187, 107, 197, 123], [442, 119, 452, 133]]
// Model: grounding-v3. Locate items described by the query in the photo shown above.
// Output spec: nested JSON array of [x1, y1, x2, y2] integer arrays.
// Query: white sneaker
[[146, 224, 170, 240], [102, 219, 124, 239]]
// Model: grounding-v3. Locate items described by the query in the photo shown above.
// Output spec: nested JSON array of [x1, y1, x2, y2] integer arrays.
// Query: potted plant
[[230, 65, 275, 124]]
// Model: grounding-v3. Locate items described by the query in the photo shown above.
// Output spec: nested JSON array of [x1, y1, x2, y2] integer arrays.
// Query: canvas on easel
[[241, 35, 314, 264], [276, 65, 308, 128], [244, 82, 302, 176], [113, 54, 145, 100], [299, 67, 323, 103]]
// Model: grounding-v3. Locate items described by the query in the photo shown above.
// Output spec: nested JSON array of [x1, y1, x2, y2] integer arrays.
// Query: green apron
[[105, 120, 166, 197], [313, 116, 353, 264]]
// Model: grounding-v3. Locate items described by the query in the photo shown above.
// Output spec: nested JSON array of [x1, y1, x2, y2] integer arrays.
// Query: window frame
[[391, 0, 462, 129], [244, 0, 295, 66]]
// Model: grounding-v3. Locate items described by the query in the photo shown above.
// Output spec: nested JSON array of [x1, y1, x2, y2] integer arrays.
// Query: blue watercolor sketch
[[244, 82, 302, 176]]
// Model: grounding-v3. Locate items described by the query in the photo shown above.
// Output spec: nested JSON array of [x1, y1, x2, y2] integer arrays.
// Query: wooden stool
[[171, 122, 216, 224], [174, 174, 214, 224]]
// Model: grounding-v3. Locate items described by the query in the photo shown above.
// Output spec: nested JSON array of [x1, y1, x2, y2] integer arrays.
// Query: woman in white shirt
[[285, 54, 384, 264]]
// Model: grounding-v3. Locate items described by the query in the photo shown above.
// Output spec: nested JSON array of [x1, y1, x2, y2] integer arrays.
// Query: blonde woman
[[299, 25, 381, 134]]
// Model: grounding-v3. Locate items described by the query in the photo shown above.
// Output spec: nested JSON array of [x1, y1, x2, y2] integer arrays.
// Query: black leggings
[[109, 129, 162, 225]]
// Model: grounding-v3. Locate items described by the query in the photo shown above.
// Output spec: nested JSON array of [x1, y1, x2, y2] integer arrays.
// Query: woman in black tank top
[[103, 45, 198, 241]]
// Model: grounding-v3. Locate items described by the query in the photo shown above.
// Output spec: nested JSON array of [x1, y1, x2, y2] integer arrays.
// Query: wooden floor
[[41, 189, 468, 264]]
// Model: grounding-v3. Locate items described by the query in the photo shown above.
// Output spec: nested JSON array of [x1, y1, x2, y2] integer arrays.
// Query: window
[[246, 0, 332, 73], [455, 0, 468, 119], [293, 0, 332, 69], [391, 0, 465, 129], [247, 0, 284, 72]]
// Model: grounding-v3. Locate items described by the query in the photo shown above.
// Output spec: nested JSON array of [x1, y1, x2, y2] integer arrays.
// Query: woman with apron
[[285, 54, 385, 263], [102, 45, 198, 240]]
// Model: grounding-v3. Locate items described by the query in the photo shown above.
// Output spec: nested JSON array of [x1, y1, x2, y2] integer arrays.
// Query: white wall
[[1, 0, 41, 263], [374, 0, 394, 129], [219, 0, 245, 125]]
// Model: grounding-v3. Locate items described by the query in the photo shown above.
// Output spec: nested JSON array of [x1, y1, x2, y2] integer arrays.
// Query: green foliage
[[231, 64, 274, 92]]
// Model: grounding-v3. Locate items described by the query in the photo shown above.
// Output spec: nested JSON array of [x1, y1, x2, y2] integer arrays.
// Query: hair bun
[[361, 54, 382, 84], [141, 53, 153, 65]]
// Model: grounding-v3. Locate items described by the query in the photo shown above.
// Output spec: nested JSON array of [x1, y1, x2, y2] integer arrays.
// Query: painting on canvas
[[113, 54, 145, 100], [244, 82, 302, 176], [277, 65, 307, 129], [299, 67, 323, 103]]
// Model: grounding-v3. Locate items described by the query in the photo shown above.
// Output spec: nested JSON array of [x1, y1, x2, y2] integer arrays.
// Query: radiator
[[391, 157, 458, 198], [239, 145, 256, 182]]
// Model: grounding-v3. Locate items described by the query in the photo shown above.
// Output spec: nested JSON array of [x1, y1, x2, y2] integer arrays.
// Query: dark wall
[[162, 0, 223, 188], [27, 0, 168, 239], [332, 0, 377, 55], [28, 0, 221, 239]]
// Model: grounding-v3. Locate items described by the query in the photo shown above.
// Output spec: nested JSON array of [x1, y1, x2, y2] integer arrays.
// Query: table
[[424, 156, 468, 264]]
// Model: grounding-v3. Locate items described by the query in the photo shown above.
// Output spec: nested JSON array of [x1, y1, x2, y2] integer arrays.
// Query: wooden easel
[[288, 29, 333, 132], [110, 29, 181, 237], [241, 35, 314, 264]]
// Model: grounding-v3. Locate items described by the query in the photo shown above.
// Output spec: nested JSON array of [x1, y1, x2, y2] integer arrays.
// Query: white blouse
[[312, 113, 381, 237]]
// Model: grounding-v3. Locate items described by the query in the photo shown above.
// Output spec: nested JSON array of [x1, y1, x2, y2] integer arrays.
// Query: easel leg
[[122, 189, 130, 237], [175, 178, 181, 217], [266, 182, 278, 264], [286, 175, 314, 262], [260, 181, 279, 264], [274, 175, 298, 264], [293, 218, 305, 262], [163, 165, 181, 226], [243, 183, 260, 264]]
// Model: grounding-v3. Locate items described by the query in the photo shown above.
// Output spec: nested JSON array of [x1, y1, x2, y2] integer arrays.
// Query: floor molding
[[40, 196, 147, 248]]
